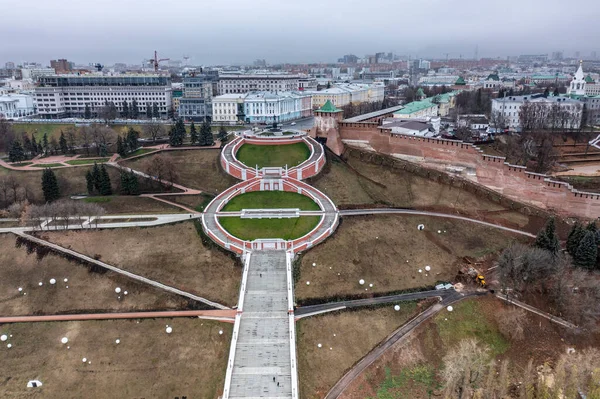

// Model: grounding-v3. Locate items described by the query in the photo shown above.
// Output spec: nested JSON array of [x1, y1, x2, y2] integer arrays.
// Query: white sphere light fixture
[[425, 266, 431, 272], [359, 279, 365, 285], [115, 287, 121, 294], [61, 337, 68, 344], [166, 326, 173, 334], [0, 335, 7, 342], [394, 305, 400, 311], [417, 224, 425, 230], [306, 281, 310, 285], [447, 306, 453, 312], [50, 279, 56, 285]]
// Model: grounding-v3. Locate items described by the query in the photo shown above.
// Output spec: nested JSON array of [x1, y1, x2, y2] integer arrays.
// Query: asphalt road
[[295, 289, 451, 317]]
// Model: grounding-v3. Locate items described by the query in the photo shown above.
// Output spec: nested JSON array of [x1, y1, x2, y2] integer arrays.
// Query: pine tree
[[31, 134, 38, 156], [553, 87, 560, 97], [116, 135, 126, 157], [567, 222, 586, 254], [99, 164, 112, 196], [92, 163, 101, 193], [535, 217, 560, 255], [126, 127, 139, 152], [41, 168, 60, 202], [8, 141, 25, 163], [218, 125, 228, 147], [42, 132, 49, 155], [152, 103, 160, 119], [146, 102, 152, 119], [190, 122, 198, 145], [84, 104, 92, 119], [59, 131, 68, 155], [169, 118, 185, 146], [120, 171, 139, 195], [23, 135, 33, 156], [85, 170, 95, 195], [130, 99, 139, 119], [122, 101, 129, 118], [574, 231, 598, 269], [200, 120, 213, 146]]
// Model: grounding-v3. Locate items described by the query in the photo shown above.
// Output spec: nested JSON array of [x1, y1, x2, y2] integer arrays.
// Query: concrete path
[[340, 208, 536, 238], [295, 289, 451, 319], [13, 232, 229, 310], [225, 251, 296, 398], [0, 309, 236, 324], [0, 155, 109, 171], [324, 292, 482, 399]]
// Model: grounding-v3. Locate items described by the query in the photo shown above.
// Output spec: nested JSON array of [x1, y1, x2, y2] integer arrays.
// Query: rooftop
[[343, 104, 404, 122], [318, 100, 342, 113], [394, 100, 437, 115]]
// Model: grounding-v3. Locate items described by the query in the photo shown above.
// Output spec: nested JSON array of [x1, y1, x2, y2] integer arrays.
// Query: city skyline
[[1, 0, 599, 66]]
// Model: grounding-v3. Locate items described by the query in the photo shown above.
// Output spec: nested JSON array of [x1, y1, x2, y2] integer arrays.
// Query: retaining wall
[[338, 124, 600, 219]]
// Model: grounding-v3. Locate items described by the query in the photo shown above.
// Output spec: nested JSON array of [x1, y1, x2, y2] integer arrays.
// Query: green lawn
[[30, 163, 64, 168], [218, 216, 321, 240], [236, 142, 310, 168], [434, 298, 509, 356], [65, 158, 110, 165], [221, 191, 320, 211], [11, 162, 33, 167], [11, 123, 75, 141], [83, 196, 112, 203]]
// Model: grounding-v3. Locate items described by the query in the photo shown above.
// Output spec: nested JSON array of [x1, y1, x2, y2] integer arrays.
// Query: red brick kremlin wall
[[337, 122, 600, 219]]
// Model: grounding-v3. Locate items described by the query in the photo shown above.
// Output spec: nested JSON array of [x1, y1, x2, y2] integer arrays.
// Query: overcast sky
[[1, 0, 598, 66]]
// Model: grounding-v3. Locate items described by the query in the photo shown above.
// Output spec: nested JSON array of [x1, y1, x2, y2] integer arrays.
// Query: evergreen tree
[[50, 137, 59, 155], [122, 100, 129, 118], [116, 135, 126, 157], [200, 120, 213, 146], [218, 125, 228, 147], [85, 170, 95, 195], [152, 103, 160, 119], [567, 222, 586, 254], [59, 131, 68, 155], [8, 141, 25, 163], [84, 104, 92, 119], [169, 118, 185, 146], [41, 168, 60, 202], [42, 132, 49, 155], [574, 231, 598, 269], [98, 142, 108, 157], [31, 134, 38, 156], [534, 217, 560, 255], [120, 171, 139, 195], [189, 122, 198, 145], [125, 127, 139, 152], [586, 221, 600, 244], [23, 135, 33, 156], [146, 102, 152, 119], [99, 164, 112, 196], [92, 163, 101, 192], [131, 99, 139, 119]]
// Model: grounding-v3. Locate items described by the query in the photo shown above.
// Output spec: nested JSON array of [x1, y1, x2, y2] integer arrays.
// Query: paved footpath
[[225, 250, 296, 398]]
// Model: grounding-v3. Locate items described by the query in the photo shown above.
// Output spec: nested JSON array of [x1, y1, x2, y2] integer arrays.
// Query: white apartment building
[[0, 93, 36, 118], [309, 83, 384, 108], [21, 67, 56, 80], [212, 91, 312, 124], [212, 93, 246, 123], [491, 95, 583, 130], [217, 73, 301, 94], [34, 75, 172, 119]]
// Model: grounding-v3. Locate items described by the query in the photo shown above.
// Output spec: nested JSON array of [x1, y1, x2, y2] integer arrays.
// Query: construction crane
[[147, 50, 169, 72]]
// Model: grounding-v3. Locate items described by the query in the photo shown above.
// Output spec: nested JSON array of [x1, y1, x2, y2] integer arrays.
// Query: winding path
[[340, 208, 536, 238]]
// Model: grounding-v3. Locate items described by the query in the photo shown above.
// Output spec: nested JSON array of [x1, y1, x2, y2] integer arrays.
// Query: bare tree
[[79, 126, 92, 156], [89, 124, 116, 156], [496, 307, 527, 340], [142, 123, 165, 144], [441, 339, 490, 398], [143, 154, 178, 189]]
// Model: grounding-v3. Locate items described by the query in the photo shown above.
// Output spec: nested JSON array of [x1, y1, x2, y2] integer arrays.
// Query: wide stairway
[[228, 250, 294, 398]]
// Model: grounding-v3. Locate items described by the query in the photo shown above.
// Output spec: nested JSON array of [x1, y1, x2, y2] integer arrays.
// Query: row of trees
[[116, 128, 140, 157], [7, 199, 106, 230], [7, 131, 76, 162], [168, 118, 226, 147], [88, 101, 165, 122], [85, 163, 112, 196]]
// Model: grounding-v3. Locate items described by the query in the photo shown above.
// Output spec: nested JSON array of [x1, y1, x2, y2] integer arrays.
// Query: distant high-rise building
[[375, 52, 386, 64], [50, 59, 72, 73], [552, 51, 563, 61], [419, 59, 431, 70], [592, 51, 597, 60], [5, 62, 15, 70], [253, 59, 267, 68], [338, 54, 358, 64]]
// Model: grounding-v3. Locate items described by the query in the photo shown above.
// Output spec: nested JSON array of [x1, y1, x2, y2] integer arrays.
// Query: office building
[[308, 83, 384, 108], [212, 91, 312, 124], [34, 74, 172, 119], [217, 73, 301, 94], [178, 76, 213, 121], [50, 59, 73, 73]]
